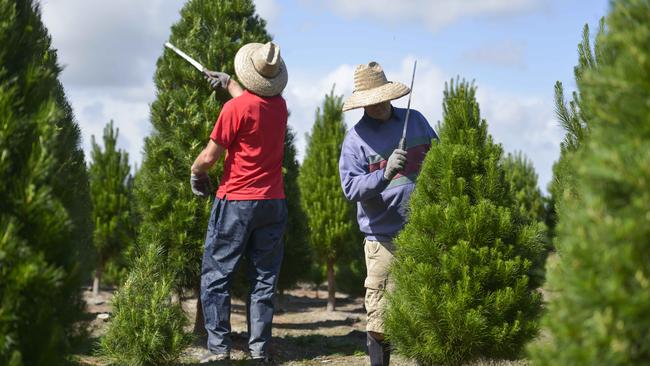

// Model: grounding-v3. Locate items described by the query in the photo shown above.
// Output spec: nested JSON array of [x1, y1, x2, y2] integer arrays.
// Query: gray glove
[[384, 149, 407, 180], [204, 70, 230, 90], [190, 172, 213, 198]]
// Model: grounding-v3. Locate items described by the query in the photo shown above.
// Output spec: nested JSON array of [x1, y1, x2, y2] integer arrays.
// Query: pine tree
[[0, 1, 93, 364], [277, 126, 312, 296], [385, 80, 545, 365], [134, 0, 270, 335], [299, 89, 357, 311], [99, 241, 190, 366], [529, 1, 650, 364], [502, 152, 546, 226], [546, 20, 605, 240], [89, 121, 133, 296], [503, 152, 548, 284], [101, 170, 137, 288]]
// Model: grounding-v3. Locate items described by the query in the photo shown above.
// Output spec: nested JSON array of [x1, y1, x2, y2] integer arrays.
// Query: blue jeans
[[200, 197, 287, 357]]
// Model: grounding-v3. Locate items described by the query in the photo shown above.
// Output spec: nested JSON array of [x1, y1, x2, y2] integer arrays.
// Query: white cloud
[[476, 86, 562, 190], [461, 40, 527, 69], [316, 0, 543, 32], [40, 0, 184, 88], [65, 86, 153, 167]]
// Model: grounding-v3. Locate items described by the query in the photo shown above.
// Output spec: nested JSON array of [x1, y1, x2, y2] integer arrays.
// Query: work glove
[[204, 70, 230, 90], [384, 149, 407, 180], [190, 172, 213, 198]]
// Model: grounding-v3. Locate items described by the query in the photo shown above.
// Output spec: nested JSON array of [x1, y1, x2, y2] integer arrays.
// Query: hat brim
[[342, 82, 410, 112], [234, 43, 288, 97]]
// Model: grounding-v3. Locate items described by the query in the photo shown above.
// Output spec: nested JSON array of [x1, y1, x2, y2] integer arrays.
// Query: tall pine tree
[[277, 126, 312, 296], [529, 1, 650, 364], [89, 121, 133, 296], [385, 80, 545, 365], [299, 89, 357, 311], [134, 0, 270, 334], [0, 1, 93, 364], [546, 20, 605, 239]]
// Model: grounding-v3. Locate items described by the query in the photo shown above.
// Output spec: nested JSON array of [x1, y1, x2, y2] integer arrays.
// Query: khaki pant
[[364, 239, 395, 334]]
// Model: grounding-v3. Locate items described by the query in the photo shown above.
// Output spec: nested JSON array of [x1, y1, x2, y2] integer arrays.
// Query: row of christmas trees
[[1, 0, 649, 365], [0, 1, 360, 364]]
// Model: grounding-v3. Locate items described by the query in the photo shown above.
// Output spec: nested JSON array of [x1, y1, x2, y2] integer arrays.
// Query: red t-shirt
[[210, 90, 287, 200]]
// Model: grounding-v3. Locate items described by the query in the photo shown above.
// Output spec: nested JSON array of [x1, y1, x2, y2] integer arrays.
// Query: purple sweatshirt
[[339, 107, 437, 242]]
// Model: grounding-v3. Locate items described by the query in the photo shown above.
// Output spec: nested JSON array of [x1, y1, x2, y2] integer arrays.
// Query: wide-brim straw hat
[[234, 41, 288, 97], [342, 62, 410, 112]]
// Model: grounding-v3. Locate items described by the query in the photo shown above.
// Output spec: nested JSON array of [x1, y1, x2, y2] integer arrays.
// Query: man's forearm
[[191, 149, 216, 174], [192, 140, 225, 175]]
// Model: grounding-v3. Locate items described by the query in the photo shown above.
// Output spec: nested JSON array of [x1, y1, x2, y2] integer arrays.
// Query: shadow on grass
[[273, 318, 358, 330], [70, 334, 102, 365], [273, 330, 367, 361], [183, 360, 257, 366], [71, 323, 101, 356], [185, 330, 366, 365], [279, 293, 360, 312]]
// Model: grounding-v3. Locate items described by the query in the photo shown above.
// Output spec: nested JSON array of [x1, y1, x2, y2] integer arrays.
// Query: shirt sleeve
[[210, 101, 241, 148], [339, 132, 390, 202]]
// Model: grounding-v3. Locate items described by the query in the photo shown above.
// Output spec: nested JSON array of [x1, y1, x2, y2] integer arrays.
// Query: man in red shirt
[[190, 41, 288, 365]]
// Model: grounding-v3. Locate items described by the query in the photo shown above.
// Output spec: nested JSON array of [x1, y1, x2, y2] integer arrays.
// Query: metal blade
[[165, 42, 206, 73], [398, 60, 417, 150]]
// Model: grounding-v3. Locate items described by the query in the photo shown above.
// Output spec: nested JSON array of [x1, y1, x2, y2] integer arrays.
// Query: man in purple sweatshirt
[[339, 62, 437, 366]]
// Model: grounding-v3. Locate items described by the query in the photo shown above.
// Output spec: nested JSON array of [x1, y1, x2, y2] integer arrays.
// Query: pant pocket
[[364, 279, 387, 334]]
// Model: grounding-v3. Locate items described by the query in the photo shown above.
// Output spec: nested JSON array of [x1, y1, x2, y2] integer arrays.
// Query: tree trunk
[[193, 283, 207, 336], [327, 257, 336, 311], [92, 262, 103, 297]]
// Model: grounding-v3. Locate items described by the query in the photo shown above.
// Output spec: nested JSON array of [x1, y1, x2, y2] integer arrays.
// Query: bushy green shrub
[[100, 242, 190, 366], [386, 80, 545, 366]]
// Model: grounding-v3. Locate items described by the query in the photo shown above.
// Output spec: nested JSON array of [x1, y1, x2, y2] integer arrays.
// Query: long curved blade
[[399, 60, 417, 150], [165, 42, 206, 73]]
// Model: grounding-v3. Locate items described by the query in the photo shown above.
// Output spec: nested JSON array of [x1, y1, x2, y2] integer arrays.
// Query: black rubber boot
[[367, 333, 391, 366], [383, 341, 391, 365]]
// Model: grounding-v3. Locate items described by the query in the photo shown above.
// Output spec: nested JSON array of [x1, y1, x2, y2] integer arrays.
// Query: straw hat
[[234, 41, 288, 97], [342, 62, 410, 112]]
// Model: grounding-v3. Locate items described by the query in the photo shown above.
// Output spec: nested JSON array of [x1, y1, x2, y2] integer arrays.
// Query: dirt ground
[[75, 285, 528, 366]]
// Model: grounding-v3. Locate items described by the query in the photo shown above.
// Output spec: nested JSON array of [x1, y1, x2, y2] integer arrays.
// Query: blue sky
[[40, 0, 610, 191]]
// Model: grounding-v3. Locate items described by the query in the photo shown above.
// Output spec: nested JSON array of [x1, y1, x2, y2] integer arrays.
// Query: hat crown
[[353, 62, 389, 92], [252, 42, 281, 78]]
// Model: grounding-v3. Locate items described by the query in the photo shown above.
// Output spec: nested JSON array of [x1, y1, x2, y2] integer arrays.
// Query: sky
[[40, 0, 610, 191]]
